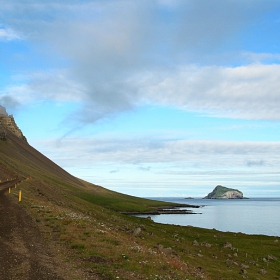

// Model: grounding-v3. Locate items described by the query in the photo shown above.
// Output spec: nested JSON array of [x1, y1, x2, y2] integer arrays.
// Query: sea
[[139, 197, 280, 237]]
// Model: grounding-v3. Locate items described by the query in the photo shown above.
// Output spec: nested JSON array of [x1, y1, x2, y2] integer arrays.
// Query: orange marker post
[[18, 190, 22, 202]]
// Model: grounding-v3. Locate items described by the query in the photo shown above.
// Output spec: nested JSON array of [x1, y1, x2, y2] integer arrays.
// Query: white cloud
[[138, 64, 280, 120], [242, 52, 280, 63], [33, 137, 280, 168], [27, 71, 86, 102], [1, 70, 86, 105], [5, 63, 280, 122], [0, 27, 20, 41]]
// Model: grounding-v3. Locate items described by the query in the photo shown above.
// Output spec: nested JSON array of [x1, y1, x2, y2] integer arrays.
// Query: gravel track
[[0, 180, 66, 280]]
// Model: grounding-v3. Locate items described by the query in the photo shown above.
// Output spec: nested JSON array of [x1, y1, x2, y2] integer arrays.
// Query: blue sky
[[1, 0, 280, 197]]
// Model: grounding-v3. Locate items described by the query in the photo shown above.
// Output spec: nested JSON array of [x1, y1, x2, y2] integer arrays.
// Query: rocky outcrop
[[0, 124, 7, 140], [0, 107, 27, 142], [204, 185, 244, 199]]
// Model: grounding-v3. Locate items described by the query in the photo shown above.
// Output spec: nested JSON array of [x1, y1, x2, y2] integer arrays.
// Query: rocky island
[[204, 185, 244, 199]]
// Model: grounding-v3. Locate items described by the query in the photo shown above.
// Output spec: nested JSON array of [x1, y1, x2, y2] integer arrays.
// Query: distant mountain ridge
[[204, 185, 244, 199]]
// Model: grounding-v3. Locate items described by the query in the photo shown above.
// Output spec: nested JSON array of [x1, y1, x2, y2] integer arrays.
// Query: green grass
[[70, 243, 86, 250], [76, 191, 177, 212]]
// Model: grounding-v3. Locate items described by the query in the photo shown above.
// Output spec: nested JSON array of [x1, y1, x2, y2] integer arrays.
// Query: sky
[[1, 0, 280, 197]]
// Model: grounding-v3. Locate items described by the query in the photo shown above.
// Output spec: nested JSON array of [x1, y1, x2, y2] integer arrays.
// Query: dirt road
[[0, 180, 66, 280]]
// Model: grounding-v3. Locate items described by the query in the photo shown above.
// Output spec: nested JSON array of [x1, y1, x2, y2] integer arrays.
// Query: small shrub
[[71, 243, 86, 250]]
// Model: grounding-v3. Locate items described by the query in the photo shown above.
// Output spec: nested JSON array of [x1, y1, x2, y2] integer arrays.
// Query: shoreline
[[122, 203, 202, 215]]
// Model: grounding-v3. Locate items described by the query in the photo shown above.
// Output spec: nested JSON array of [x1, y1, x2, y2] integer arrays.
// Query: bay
[[141, 197, 280, 237]]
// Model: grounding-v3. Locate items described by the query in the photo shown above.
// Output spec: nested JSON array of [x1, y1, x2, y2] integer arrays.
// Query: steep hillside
[[0, 128, 82, 185], [0, 129, 178, 212]]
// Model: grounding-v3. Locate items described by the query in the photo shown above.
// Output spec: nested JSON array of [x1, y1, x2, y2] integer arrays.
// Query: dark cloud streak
[[0, 95, 20, 111]]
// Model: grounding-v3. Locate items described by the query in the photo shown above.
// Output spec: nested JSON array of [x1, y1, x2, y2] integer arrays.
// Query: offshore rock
[[204, 185, 244, 199]]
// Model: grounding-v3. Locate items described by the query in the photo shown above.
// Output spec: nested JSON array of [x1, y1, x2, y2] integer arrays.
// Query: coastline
[[122, 203, 201, 215]]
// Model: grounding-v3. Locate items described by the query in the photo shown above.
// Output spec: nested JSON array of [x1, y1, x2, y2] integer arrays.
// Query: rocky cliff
[[0, 106, 27, 142], [204, 185, 244, 199]]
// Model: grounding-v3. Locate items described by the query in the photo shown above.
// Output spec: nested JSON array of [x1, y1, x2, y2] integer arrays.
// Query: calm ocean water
[[141, 197, 280, 237]]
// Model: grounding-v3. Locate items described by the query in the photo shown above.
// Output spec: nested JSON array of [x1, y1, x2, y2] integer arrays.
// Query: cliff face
[[0, 112, 27, 142], [204, 185, 243, 199]]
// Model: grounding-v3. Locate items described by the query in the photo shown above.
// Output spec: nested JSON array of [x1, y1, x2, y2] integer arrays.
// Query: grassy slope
[[1, 132, 280, 279]]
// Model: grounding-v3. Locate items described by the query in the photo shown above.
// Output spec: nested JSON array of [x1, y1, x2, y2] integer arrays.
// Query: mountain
[[204, 185, 244, 199]]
